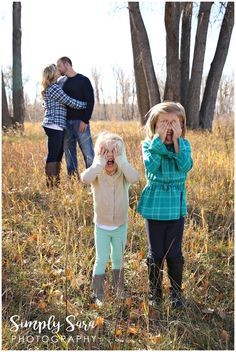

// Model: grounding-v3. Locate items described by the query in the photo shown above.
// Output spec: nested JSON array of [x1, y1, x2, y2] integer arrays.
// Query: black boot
[[45, 162, 61, 188], [166, 256, 185, 309], [147, 257, 164, 307]]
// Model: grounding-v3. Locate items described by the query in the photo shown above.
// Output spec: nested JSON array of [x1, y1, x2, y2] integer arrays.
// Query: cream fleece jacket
[[81, 156, 140, 226]]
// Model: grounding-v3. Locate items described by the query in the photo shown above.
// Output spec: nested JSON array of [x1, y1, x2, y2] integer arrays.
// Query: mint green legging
[[93, 224, 128, 276]]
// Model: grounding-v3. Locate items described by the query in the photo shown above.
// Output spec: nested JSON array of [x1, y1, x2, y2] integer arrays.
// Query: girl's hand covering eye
[[171, 120, 182, 139], [155, 121, 168, 142], [97, 145, 108, 167], [98, 146, 107, 156], [114, 143, 122, 158]]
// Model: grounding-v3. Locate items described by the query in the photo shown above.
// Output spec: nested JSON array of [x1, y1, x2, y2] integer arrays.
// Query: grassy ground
[[2, 119, 234, 350]]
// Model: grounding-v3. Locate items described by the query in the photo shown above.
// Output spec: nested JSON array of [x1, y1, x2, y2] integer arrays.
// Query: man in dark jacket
[[57, 56, 95, 178]]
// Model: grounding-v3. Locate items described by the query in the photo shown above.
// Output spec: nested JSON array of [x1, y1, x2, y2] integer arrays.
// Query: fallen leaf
[[65, 268, 73, 278], [14, 254, 21, 263], [115, 328, 122, 336], [127, 326, 139, 335], [95, 316, 104, 327], [8, 167, 15, 175], [112, 344, 119, 350], [215, 292, 223, 301], [43, 267, 50, 274], [28, 234, 38, 242], [125, 297, 132, 307], [53, 290, 63, 301], [221, 330, 230, 342], [38, 301, 47, 309], [42, 283, 49, 289], [138, 251, 145, 260], [89, 303, 98, 309], [150, 334, 162, 344]]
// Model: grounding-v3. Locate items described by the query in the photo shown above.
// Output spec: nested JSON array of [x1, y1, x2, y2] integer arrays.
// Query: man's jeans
[[64, 120, 94, 176]]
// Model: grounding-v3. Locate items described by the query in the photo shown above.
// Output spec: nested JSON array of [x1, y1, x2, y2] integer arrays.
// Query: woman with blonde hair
[[41, 64, 87, 187]]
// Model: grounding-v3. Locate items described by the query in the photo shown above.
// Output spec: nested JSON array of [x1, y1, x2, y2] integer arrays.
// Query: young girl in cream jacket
[[81, 131, 139, 306]]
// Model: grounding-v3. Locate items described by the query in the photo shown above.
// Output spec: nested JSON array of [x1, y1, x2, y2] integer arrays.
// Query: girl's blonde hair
[[41, 64, 57, 97], [145, 101, 187, 140], [94, 131, 126, 158]]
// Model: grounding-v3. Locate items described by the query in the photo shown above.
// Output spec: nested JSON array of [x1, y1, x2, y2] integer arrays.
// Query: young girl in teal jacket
[[138, 101, 193, 308]]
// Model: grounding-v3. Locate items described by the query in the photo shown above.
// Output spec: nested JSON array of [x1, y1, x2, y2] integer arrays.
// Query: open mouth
[[107, 160, 114, 166], [166, 132, 173, 142]]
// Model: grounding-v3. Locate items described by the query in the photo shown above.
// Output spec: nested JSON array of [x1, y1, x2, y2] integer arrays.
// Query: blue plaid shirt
[[42, 83, 87, 129], [138, 136, 193, 220]]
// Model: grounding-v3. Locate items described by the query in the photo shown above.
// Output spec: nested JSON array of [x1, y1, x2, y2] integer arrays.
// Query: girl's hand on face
[[98, 145, 108, 164], [171, 120, 182, 140], [114, 143, 122, 159], [155, 121, 168, 142], [98, 146, 105, 156]]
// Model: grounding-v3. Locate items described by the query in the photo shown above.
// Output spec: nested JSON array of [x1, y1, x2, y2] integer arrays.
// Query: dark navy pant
[[145, 217, 185, 260], [44, 127, 64, 163]]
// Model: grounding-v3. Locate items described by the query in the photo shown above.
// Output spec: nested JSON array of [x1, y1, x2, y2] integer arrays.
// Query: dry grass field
[[2, 118, 234, 350]]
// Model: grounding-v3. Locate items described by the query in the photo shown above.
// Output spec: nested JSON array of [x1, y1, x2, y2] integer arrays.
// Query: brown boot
[[45, 162, 61, 188], [92, 275, 105, 307], [112, 269, 126, 298]]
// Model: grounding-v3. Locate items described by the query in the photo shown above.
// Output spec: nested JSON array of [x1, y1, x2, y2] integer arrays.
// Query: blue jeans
[[63, 120, 94, 175]]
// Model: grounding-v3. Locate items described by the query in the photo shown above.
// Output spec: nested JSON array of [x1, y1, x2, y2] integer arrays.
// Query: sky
[[1, 0, 235, 102]]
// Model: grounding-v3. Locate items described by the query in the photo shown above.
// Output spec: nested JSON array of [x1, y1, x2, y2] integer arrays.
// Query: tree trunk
[[2, 71, 12, 129], [129, 11, 149, 123], [164, 2, 181, 101], [91, 67, 101, 104], [13, 2, 25, 128], [186, 2, 213, 128], [128, 2, 160, 125], [180, 2, 193, 108], [200, 2, 234, 130]]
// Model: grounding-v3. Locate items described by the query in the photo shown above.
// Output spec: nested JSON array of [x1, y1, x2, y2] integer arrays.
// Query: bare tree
[[2, 71, 12, 129], [113, 67, 119, 105], [99, 85, 108, 120], [3, 66, 13, 116], [130, 72, 136, 120], [180, 2, 193, 108], [113, 67, 134, 120], [186, 2, 213, 128], [12, 2, 25, 128], [128, 1, 234, 130], [164, 2, 181, 101], [200, 2, 234, 130], [129, 11, 149, 123], [91, 67, 101, 104], [216, 74, 234, 116], [128, 2, 160, 125]]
